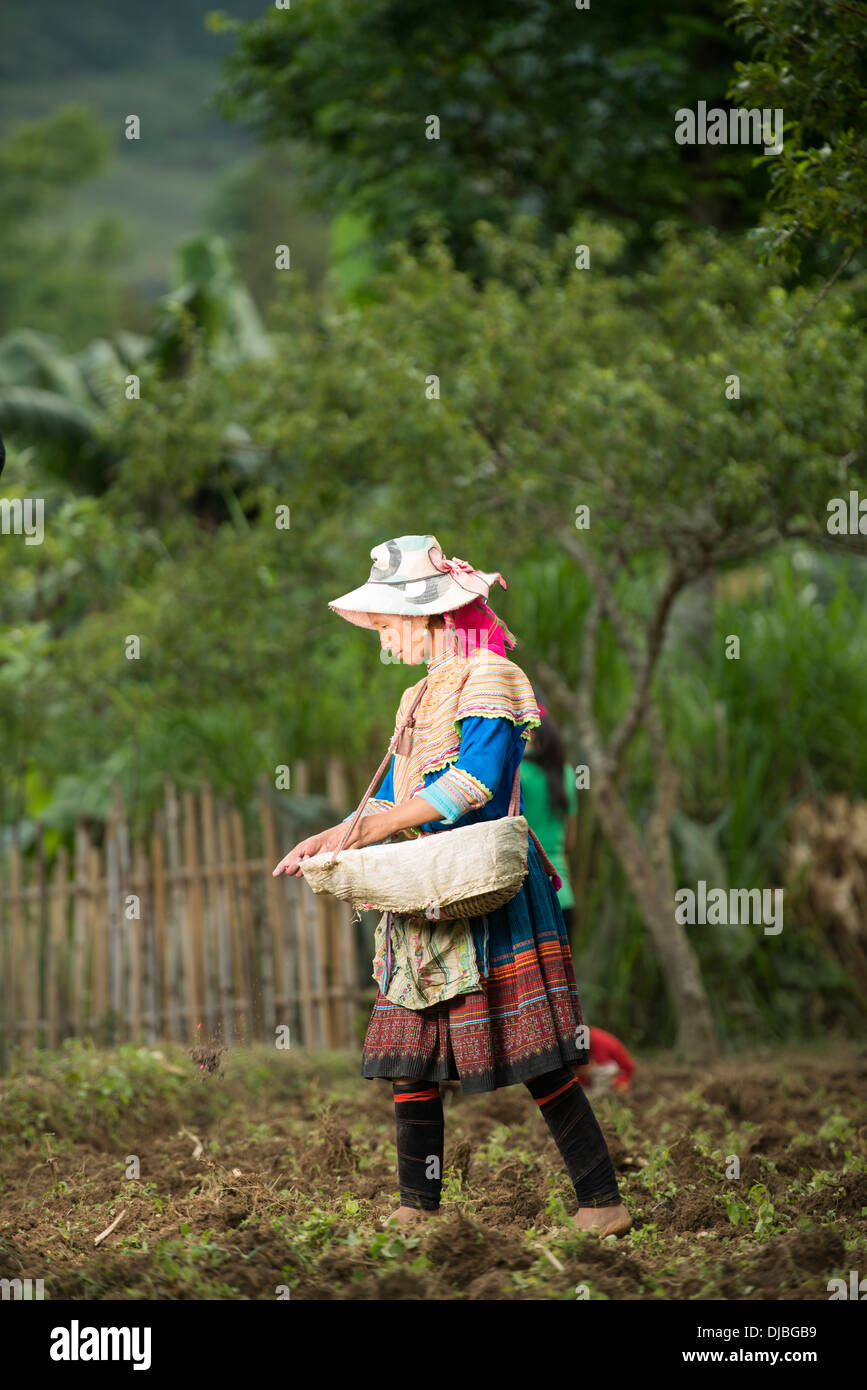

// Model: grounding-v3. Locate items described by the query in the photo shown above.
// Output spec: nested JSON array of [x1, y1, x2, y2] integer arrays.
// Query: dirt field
[[1, 1040, 865, 1300]]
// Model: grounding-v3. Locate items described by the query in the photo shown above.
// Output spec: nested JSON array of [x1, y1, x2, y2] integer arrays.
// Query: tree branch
[[608, 562, 685, 768], [551, 525, 645, 677], [783, 243, 861, 345]]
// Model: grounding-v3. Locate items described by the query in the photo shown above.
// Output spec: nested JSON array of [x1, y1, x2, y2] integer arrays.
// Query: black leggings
[[392, 1067, 621, 1212]]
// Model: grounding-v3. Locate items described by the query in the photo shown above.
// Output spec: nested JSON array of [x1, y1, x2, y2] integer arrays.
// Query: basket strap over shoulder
[[332, 678, 429, 859]]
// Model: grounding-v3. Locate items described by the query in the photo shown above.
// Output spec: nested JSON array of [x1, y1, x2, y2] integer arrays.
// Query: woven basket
[[299, 814, 530, 919], [299, 673, 561, 918]]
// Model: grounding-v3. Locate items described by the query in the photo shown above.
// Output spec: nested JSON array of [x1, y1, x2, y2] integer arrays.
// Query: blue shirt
[[372, 714, 529, 832]]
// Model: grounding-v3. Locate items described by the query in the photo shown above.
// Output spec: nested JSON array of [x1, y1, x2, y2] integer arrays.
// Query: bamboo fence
[[0, 765, 362, 1071]]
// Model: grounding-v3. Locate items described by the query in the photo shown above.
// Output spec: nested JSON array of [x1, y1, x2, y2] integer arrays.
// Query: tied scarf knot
[[429, 549, 508, 599]]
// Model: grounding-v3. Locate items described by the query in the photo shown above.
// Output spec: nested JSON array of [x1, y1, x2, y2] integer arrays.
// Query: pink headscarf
[[443, 597, 517, 659]]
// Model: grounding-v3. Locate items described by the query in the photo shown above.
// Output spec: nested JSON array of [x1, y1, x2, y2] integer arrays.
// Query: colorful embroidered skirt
[[360, 838, 589, 1093]]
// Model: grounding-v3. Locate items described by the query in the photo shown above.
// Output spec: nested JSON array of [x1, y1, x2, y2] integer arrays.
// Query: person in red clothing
[[575, 1026, 636, 1094]]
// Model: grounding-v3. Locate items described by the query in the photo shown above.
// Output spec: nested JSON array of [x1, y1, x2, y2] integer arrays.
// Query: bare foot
[[572, 1203, 632, 1238], [382, 1204, 437, 1228]]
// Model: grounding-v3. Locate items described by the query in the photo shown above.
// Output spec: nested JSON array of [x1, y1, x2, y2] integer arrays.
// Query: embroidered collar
[[425, 645, 461, 680]]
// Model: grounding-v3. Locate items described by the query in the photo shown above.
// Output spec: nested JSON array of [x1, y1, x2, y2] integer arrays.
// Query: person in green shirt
[[520, 706, 579, 933]]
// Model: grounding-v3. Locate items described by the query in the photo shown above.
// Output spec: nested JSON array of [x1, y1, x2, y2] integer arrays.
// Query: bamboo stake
[[106, 798, 121, 1043], [267, 808, 289, 1037], [314, 894, 331, 1049], [132, 838, 150, 1042], [218, 798, 245, 1044], [277, 870, 296, 1043], [264, 787, 287, 1022], [201, 783, 231, 1045], [181, 790, 204, 1035], [9, 846, 24, 1062], [281, 875, 299, 1047], [163, 781, 184, 1042], [337, 900, 358, 1048], [113, 781, 133, 1043], [231, 806, 259, 1041], [26, 854, 40, 1056], [90, 843, 106, 1037], [301, 868, 323, 1051], [327, 896, 343, 1047], [151, 821, 167, 1041], [196, 790, 216, 1040], [35, 824, 48, 1052], [293, 878, 315, 1052], [72, 821, 89, 1036], [127, 828, 142, 1045], [257, 785, 280, 1043], [94, 1209, 128, 1247], [48, 845, 69, 1049]]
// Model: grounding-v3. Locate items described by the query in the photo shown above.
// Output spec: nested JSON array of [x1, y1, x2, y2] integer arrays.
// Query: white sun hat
[[327, 533, 507, 631]]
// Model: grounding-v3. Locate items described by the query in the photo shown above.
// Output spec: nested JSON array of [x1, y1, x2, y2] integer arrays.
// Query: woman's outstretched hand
[[272, 825, 356, 877], [272, 797, 443, 876]]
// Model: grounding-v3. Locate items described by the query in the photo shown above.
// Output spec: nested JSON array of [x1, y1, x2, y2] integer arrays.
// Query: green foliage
[[0, 233, 274, 486], [728, 0, 867, 272], [216, 0, 768, 279], [205, 147, 331, 308], [725, 1182, 782, 1237], [0, 107, 128, 346], [3, 217, 865, 1045], [0, 1040, 313, 1148], [150, 234, 273, 372]]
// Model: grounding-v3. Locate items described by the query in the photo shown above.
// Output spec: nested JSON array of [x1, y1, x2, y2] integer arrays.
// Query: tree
[[215, 0, 767, 278], [728, 0, 867, 287]]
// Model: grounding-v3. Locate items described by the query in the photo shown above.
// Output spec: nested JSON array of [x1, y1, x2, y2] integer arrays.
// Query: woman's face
[[367, 613, 433, 665]]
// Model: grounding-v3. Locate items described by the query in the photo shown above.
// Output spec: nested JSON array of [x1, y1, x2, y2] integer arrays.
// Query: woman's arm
[[272, 796, 443, 876]]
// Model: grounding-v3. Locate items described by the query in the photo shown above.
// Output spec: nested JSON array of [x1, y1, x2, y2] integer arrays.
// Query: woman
[[273, 535, 630, 1239], [520, 711, 579, 935]]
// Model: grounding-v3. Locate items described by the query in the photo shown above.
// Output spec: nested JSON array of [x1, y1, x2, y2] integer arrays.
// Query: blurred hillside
[[0, 0, 329, 307]]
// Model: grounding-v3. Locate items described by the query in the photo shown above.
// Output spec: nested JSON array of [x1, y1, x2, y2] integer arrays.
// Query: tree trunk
[[534, 555, 720, 1061], [592, 772, 720, 1062]]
